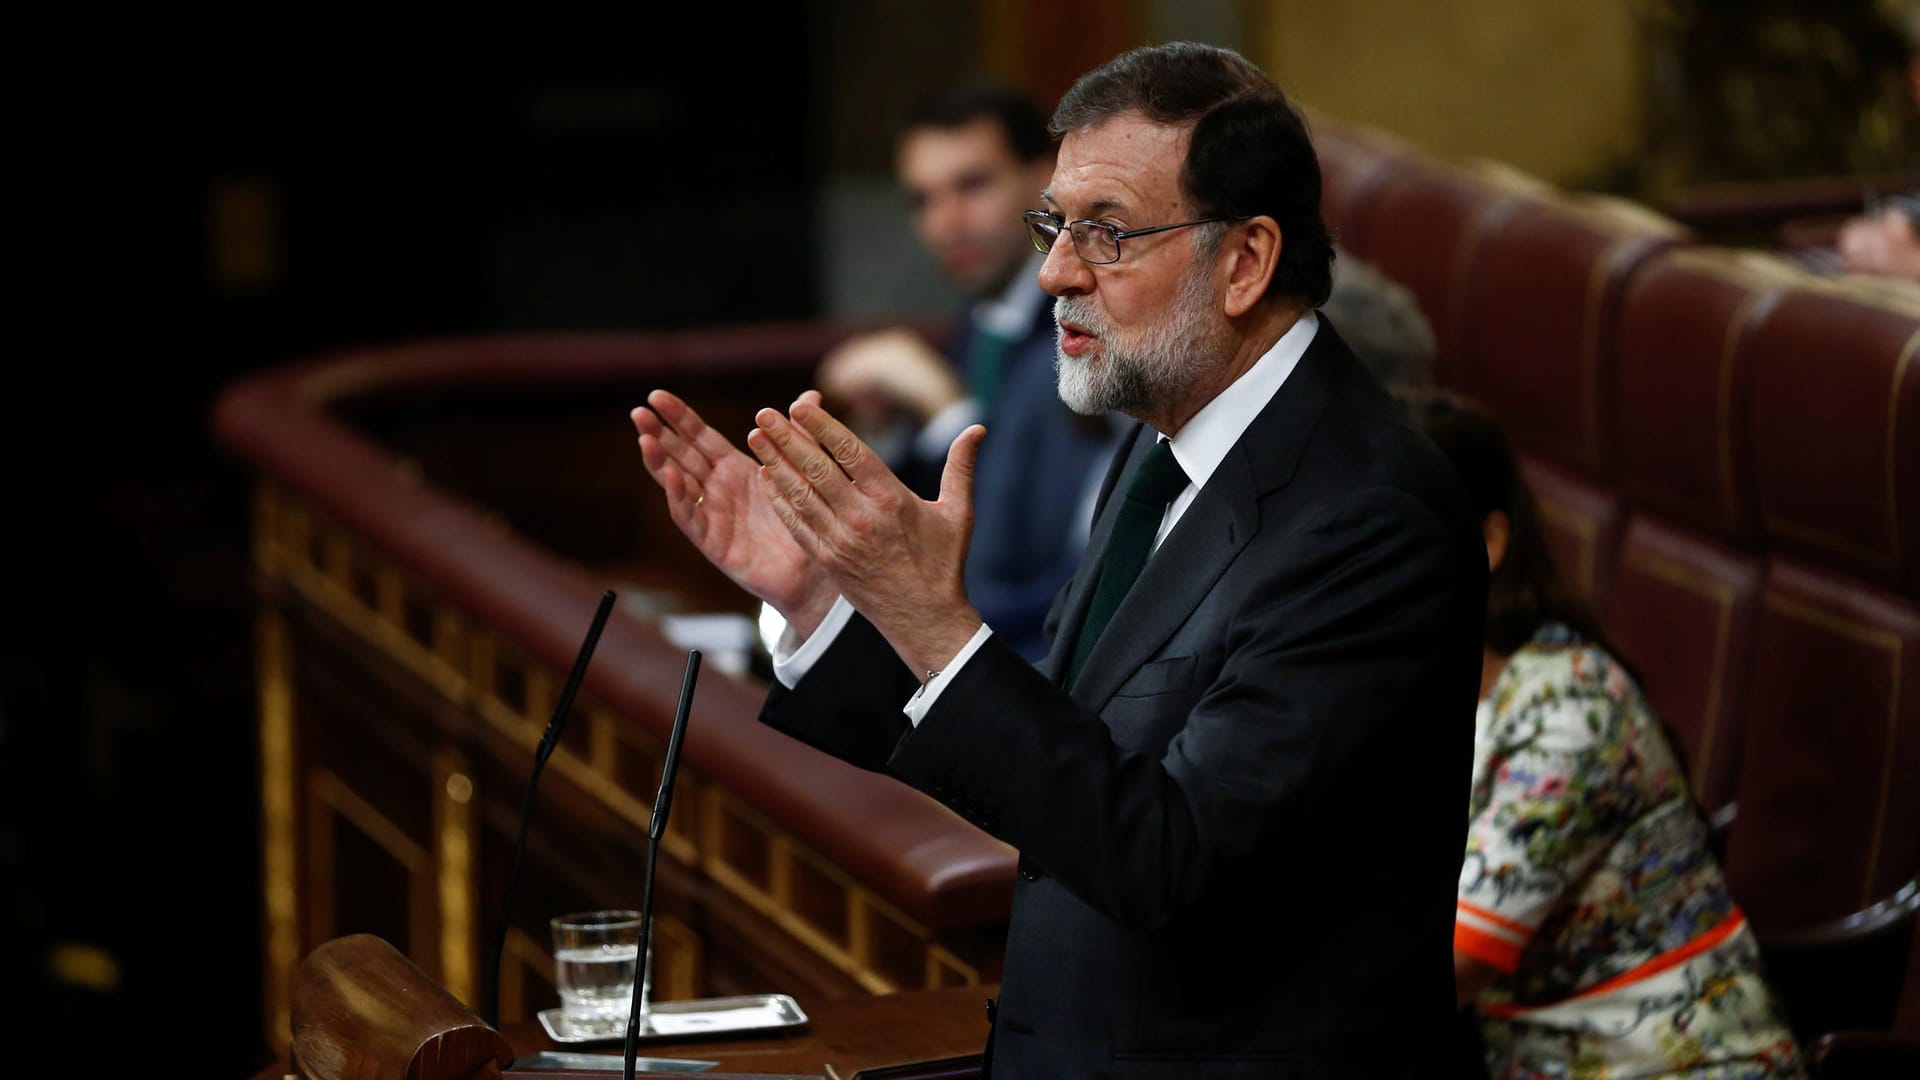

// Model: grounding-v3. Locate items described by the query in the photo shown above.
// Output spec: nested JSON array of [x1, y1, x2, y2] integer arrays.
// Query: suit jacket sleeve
[[887, 484, 1472, 933], [757, 610, 919, 774]]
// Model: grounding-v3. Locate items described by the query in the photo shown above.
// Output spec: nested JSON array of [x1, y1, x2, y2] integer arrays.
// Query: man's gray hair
[[1321, 252, 1436, 389]]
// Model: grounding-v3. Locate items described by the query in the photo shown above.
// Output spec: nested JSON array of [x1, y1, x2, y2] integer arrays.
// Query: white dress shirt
[[774, 311, 1321, 726]]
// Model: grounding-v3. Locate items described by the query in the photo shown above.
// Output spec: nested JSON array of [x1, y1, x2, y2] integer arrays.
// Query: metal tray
[[537, 994, 809, 1045]]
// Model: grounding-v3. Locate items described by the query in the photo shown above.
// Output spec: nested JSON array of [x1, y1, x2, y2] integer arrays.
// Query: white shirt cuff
[[902, 622, 994, 727], [770, 595, 855, 688], [914, 399, 982, 461]]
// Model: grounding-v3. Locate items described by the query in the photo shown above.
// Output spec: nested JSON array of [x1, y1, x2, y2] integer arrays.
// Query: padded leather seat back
[[1721, 560, 1920, 930], [1603, 515, 1763, 817], [1745, 284, 1920, 596], [1461, 196, 1689, 477], [1311, 120, 1413, 251], [1337, 158, 1544, 380], [1615, 250, 1804, 543]]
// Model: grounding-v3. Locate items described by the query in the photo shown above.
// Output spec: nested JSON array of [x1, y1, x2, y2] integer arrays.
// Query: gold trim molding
[[253, 481, 990, 1003]]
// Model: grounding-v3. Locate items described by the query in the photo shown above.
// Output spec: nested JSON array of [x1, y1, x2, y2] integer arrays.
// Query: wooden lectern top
[[267, 934, 988, 1080], [290, 935, 512, 1080], [495, 987, 988, 1079]]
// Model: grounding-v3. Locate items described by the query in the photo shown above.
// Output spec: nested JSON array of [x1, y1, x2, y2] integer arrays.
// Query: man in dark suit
[[818, 82, 1123, 658], [633, 43, 1486, 1077]]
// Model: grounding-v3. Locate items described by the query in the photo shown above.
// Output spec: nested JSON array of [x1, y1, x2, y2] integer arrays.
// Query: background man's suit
[[896, 291, 1123, 660], [764, 319, 1488, 1077]]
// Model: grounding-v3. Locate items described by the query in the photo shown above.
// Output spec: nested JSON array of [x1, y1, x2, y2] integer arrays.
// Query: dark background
[[5, 24, 822, 1076]]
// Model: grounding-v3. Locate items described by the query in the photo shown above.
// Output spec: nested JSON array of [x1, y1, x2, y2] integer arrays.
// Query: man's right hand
[[817, 328, 967, 423], [631, 389, 840, 638]]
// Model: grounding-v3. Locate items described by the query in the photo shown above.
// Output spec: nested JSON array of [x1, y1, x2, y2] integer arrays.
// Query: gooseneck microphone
[[623, 649, 701, 1080], [482, 589, 617, 1028]]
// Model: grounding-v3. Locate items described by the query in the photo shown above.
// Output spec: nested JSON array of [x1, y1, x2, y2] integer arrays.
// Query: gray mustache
[[1054, 298, 1108, 338]]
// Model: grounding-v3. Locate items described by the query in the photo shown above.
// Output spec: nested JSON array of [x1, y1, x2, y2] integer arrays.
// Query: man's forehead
[[1045, 113, 1191, 214], [898, 117, 1020, 177]]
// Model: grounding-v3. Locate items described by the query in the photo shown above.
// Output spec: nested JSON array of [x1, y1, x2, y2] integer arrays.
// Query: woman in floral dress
[[1407, 391, 1803, 1079]]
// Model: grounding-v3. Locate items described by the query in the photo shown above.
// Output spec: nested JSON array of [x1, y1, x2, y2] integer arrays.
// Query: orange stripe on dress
[[1455, 920, 1524, 974], [1457, 898, 1536, 939], [1479, 910, 1749, 1019]]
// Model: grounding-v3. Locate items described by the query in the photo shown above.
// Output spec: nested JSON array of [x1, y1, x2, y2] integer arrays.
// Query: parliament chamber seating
[[216, 121, 1915, 1068], [1319, 122, 1920, 1067]]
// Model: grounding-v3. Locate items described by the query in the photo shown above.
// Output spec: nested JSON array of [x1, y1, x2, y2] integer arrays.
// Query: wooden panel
[[245, 377, 1006, 1043]]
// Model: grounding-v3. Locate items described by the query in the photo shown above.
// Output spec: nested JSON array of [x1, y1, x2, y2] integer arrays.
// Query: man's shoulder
[[1271, 329, 1471, 527]]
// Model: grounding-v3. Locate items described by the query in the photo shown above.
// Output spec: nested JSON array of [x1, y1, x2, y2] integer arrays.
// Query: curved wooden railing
[[215, 323, 1013, 1049]]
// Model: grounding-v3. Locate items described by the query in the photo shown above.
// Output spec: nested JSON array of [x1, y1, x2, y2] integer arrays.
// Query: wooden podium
[[263, 935, 988, 1080]]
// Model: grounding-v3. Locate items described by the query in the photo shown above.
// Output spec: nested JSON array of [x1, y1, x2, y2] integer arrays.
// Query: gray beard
[[1053, 261, 1223, 417]]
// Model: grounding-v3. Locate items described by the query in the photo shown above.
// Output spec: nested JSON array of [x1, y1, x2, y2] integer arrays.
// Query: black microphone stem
[[624, 649, 701, 1080], [482, 589, 616, 1028]]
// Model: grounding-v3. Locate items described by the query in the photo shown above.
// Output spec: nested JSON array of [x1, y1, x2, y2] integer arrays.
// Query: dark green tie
[[965, 327, 1013, 406], [1067, 439, 1189, 688]]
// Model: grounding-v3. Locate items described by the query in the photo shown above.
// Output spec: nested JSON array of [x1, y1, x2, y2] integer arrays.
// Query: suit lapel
[[1068, 454, 1258, 708], [1063, 321, 1353, 709]]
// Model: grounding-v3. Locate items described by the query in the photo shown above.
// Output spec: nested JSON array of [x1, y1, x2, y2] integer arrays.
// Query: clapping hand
[[631, 390, 840, 637], [744, 395, 987, 677]]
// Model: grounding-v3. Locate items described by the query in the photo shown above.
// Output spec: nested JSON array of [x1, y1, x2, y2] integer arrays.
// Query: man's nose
[[1037, 231, 1092, 297]]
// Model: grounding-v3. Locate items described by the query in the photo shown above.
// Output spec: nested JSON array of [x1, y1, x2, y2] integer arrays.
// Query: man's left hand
[[745, 392, 987, 677]]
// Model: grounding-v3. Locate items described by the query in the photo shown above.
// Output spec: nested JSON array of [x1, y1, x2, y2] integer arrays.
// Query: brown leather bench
[[1320, 122, 1920, 1065]]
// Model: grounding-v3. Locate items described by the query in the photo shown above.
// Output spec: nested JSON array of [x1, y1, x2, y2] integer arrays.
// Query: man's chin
[[1054, 349, 1113, 415]]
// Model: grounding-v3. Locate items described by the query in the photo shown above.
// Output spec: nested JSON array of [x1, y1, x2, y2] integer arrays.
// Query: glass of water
[[551, 910, 651, 1035]]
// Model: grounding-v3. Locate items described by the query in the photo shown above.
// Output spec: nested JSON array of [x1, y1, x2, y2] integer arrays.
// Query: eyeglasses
[[1024, 209, 1230, 265]]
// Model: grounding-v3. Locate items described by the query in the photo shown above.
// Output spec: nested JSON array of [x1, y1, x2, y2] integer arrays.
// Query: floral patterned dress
[[1456, 624, 1804, 1079]]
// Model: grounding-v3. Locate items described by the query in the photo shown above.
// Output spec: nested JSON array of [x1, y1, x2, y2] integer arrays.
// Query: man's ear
[[1221, 215, 1281, 318]]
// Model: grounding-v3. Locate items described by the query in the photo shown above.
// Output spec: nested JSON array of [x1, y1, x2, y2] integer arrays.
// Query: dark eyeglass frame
[[1024, 209, 1232, 265]]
